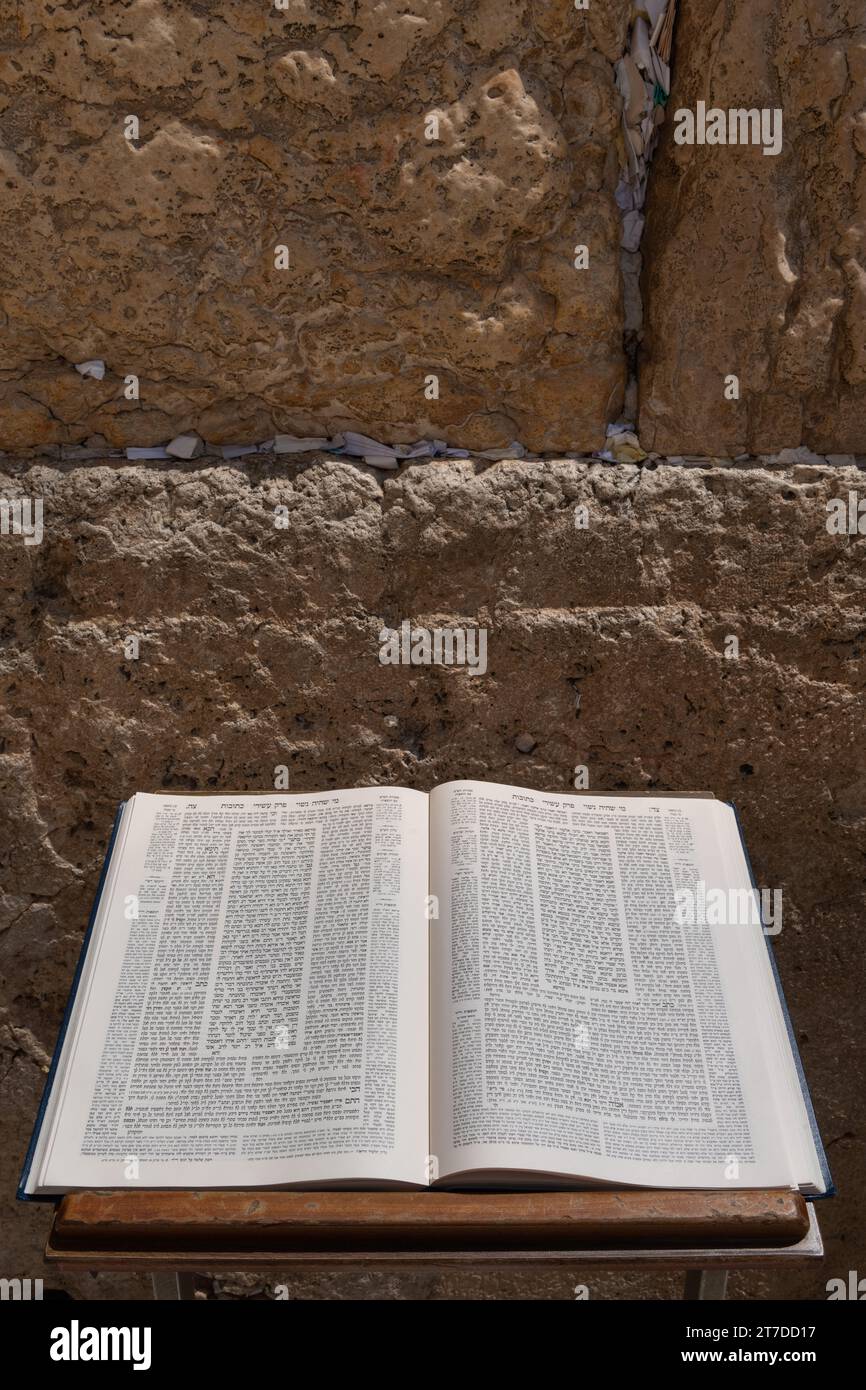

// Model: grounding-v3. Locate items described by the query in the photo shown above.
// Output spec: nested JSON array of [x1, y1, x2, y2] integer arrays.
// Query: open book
[[21, 784, 830, 1198]]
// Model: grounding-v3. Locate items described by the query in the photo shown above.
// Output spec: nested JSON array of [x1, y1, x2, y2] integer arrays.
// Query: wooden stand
[[46, 1187, 821, 1300]]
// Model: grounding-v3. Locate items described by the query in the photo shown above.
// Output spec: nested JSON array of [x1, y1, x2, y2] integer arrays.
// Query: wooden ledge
[[47, 1188, 810, 1263]]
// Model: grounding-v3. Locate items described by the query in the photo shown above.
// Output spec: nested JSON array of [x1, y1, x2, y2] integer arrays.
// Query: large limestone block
[[0, 1, 630, 452], [640, 0, 866, 454]]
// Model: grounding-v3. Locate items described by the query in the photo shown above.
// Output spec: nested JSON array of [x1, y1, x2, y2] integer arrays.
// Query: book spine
[[17, 803, 126, 1202]]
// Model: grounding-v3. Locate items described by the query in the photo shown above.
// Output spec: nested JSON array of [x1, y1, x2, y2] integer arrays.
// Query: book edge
[[17, 801, 127, 1203], [728, 800, 834, 1200]]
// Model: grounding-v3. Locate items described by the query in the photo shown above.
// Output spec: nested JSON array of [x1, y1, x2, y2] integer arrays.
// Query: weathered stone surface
[[1, 457, 863, 1298], [640, 0, 866, 455], [0, 2, 630, 453]]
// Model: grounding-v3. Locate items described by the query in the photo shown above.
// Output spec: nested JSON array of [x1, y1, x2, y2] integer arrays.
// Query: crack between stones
[[608, 2, 680, 452]]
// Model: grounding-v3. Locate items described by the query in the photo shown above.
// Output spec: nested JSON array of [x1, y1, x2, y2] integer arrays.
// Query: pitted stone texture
[[1, 457, 863, 1297], [640, 0, 866, 455], [0, 1, 630, 453]]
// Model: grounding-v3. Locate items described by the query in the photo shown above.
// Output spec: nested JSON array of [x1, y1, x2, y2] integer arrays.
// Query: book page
[[429, 781, 801, 1189], [38, 788, 429, 1190]]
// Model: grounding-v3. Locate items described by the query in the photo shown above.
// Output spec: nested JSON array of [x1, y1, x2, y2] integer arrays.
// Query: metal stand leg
[[151, 1272, 197, 1300], [683, 1270, 729, 1300]]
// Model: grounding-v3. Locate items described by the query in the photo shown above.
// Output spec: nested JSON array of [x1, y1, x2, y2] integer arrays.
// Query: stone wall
[[1, 456, 863, 1297], [2, 1, 864, 456], [1, 0, 864, 1304], [0, 1, 630, 454], [640, 0, 866, 454]]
